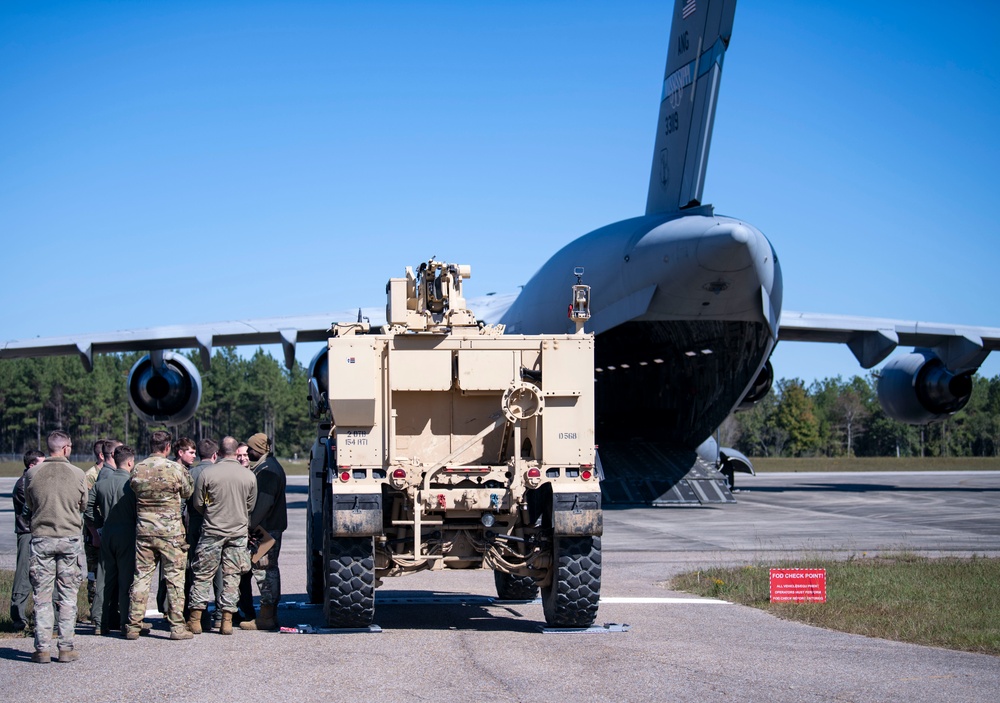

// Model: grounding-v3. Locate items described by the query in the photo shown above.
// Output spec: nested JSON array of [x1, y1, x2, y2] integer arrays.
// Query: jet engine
[[127, 352, 202, 425], [736, 360, 773, 411], [877, 350, 973, 425]]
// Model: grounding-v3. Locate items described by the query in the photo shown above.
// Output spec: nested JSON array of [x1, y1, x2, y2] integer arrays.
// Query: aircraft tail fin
[[645, 0, 737, 215]]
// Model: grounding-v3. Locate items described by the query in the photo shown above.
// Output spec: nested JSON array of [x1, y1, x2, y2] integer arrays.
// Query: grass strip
[[670, 554, 1000, 656], [751, 456, 1000, 472]]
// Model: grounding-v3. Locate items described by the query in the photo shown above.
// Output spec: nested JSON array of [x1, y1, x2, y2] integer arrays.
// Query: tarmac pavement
[[1, 470, 998, 702]]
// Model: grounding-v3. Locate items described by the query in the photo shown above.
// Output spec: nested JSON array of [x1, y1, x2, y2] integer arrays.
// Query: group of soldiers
[[11, 428, 287, 663]]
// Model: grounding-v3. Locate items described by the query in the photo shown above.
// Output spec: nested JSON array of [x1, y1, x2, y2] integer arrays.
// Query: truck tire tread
[[324, 536, 376, 628], [542, 535, 601, 628], [494, 570, 540, 601]]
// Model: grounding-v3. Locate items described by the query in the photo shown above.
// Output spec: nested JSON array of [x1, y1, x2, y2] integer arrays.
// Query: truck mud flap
[[330, 492, 383, 536], [552, 492, 603, 536]]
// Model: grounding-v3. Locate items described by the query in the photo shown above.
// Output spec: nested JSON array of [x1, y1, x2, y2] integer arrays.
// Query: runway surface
[[1, 470, 998, 702]]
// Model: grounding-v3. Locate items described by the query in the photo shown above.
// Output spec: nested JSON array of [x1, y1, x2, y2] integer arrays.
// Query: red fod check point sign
[[770, 569, 827, 603]]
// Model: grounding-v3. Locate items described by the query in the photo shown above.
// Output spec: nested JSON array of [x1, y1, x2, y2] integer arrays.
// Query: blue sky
[[2, 0, 999, 385]]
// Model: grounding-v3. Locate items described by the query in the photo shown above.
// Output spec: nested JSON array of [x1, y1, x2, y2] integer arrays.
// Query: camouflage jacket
[[85, 463, 102, 491], [131, 455, 194, 538]]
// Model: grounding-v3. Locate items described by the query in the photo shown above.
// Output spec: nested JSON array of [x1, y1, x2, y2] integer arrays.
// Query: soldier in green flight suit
[[86, 445, 137, 635]]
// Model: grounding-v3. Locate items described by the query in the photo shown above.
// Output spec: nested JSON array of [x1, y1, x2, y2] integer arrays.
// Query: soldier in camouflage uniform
[[157, 436, 197, 617], [188, 436, 257, 635], [183, 437, 222, 628], [24, 431, 87, 663], [125, 430, 194, 641]]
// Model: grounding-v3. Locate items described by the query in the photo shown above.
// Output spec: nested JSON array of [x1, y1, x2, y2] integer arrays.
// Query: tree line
[[4, 351, 1000, 460], [0, 349, 314, 459], [720, 373, 1000, 458]]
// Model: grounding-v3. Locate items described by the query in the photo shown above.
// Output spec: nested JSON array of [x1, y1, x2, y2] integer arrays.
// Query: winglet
[[279, 329, 297, 370], [76, 342, 93, 373], [196, 334, 213, 370], [933, 334, 987, 373], [847, 329, 898, 369]]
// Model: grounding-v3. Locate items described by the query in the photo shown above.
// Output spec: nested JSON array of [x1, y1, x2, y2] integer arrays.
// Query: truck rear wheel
[[324, 536, 376, 628], [493, 570, 540, 601], [542, 535, 602, 628], [306, 506, 324, 604]]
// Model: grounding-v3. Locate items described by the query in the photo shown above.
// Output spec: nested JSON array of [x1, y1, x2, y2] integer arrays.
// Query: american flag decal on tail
[[682, 0, 696, 20]]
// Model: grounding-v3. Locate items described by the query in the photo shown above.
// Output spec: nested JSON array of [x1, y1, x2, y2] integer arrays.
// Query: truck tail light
[[339, 470, 351, 482], [581, 469, 593, 481], [390, 468, 407, 489]]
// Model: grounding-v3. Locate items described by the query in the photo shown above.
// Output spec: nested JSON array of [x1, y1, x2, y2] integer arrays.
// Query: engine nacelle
[[127, 352, 202, 425], [877, 350, 973, 425], [736, 359, 773, 411], [307, 346, 330, 420]]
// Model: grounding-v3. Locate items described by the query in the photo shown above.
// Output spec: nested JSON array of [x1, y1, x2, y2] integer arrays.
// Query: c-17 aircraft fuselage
[[490, 0, 778, 496], [3, 0, 998, 506], [499, 209, 780, 449]]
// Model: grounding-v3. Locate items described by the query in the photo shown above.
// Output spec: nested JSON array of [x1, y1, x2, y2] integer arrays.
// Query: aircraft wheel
[[542, 535, 602, 628]]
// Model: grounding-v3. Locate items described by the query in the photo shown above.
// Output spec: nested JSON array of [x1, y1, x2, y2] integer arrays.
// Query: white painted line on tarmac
[[147, 597, 728, 616], [599, 597, 730, 605]]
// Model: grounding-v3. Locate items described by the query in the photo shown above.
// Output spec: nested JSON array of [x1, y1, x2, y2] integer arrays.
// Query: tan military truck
[[305, 260, 602, 629]]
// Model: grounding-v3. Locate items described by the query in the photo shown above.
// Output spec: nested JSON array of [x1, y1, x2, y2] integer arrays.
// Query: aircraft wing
[[0, 293, 519, 372], [0, 309, 383, 371], [779, 310, 1000, 372]]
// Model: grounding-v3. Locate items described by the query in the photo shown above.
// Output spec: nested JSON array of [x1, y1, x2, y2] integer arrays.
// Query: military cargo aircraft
[[3, 0, 999, 505]]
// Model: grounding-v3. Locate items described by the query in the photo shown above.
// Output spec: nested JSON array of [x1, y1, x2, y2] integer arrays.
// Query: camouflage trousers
[[29, 536, 83, 653], [129, 535, 187, 631], [249, 531, 283, 607], [189, 534, 251, 613]]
